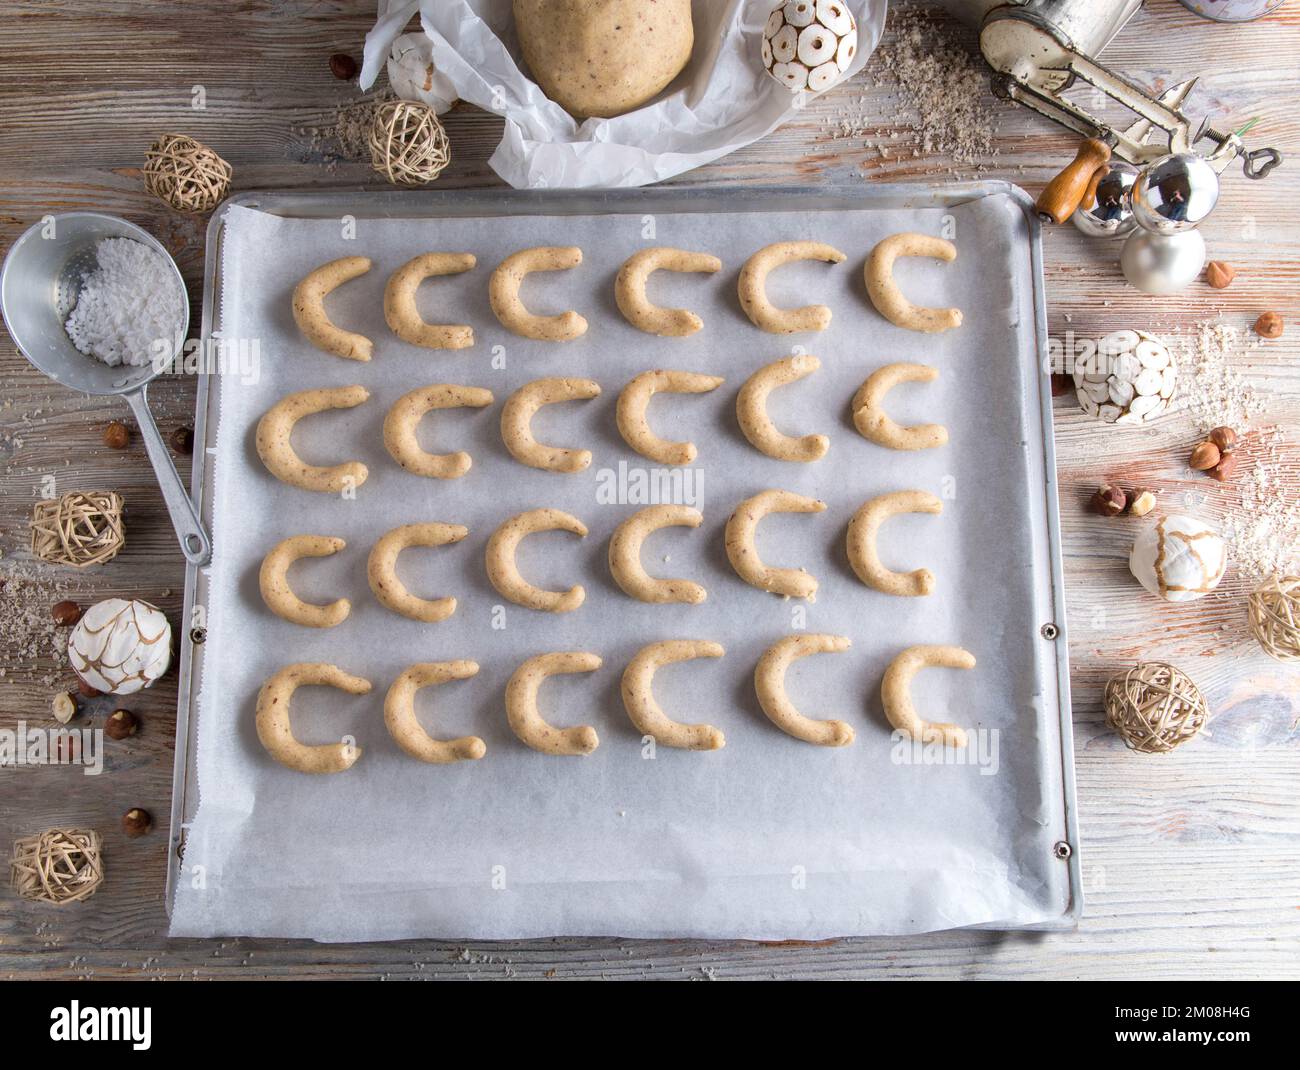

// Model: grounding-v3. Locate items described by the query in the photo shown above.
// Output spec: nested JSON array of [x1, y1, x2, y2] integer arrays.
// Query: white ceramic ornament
[[68, 598, 172, 695], [1072, 328, 1176, 425], [1129, 515, 1227, 602], [762, 0, 858, 94]]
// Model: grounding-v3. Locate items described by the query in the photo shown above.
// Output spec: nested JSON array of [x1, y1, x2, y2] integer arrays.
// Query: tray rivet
[[190, 626, 207, 645], [1053, 841, 1072, 860], [1040, 622, 1059, 640]]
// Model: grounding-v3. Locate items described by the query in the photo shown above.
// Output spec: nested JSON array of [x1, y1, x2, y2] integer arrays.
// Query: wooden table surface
[[2, 1, 1297, 981]]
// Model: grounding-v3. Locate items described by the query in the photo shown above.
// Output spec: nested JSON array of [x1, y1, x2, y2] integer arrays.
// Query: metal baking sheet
[[167, 184, 1081, 938]]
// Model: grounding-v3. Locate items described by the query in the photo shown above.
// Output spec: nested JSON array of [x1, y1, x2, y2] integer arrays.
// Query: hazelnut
[[329, 53, 358, 80], [105, 709, 139, 740], [52, 692, 77, 724], [1128, 488, 1157, 517], [121, 808, 153, 837], [51, 599, 82, 626], [1189, 441, 1221, 471], [103, 420, 130, 449], [76, 677, 102, 699], [1050, 373, 1073, 398], [1209, 453, 1238, 483], [1208, 426, 1237, 454], [1204, 261, 1236, 289], [169, 425, 194, 454], [1254, 311, 1283, 339], [1089, 484, 1127, 517]]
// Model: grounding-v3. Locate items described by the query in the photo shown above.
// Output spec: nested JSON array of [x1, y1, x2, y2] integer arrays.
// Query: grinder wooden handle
[[1036, 139, 1112, 224]]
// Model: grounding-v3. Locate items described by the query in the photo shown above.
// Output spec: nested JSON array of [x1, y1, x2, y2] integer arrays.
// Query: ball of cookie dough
[[513, 0, 694, 119]]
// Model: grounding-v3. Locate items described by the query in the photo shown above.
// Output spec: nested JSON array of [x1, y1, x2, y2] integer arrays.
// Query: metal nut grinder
[[940, 0, 1283, 293]]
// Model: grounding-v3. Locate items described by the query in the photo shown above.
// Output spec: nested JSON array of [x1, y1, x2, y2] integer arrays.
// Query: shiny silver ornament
[[1071, 161, 1139, 238], [1121, 228, 1206, 293], [1129, 152, 1220, 233]]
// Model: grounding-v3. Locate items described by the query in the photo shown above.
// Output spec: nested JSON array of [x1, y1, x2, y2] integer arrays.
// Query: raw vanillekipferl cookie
[[258, 535, 351, 628], [383, 384, 494, 480], [621, 640, 726, 751], [865, 233, 963, 334], [500, 377, 600, 473], [367, 522, 468, 622], [725, 489, 826, 600], [615, 247, 721, 336], [255, 662, 372, 774], [616, 369, 724, 465], [384, 661, 486, 764], [383, 252, 476, 350], [881, 644, 975, 748], [852, 363, 948, 450], [292, 256, 373, 361], [485, 508, 588, 613], [754, 634, 854, 747], [489, 246, 588, 341], [736, 354, 829, 462], [506, 651, 602, 756], [846, 490, 942, 596], [737, 241, 846, 334], [255, 385, 370, 493], [608, 505, 706, 605]]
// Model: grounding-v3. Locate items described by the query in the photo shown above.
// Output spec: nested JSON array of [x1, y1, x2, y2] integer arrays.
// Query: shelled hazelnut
[[1209, 454, 1238, 483], [105, 709, 139, 740], [1128, 489, 1157, 517], [1254, 312, 1283, 339], [1189, 441, 1221, 471], [1204, 261, 1236, 289], [169, 425, 194, 454], [1209, 426, 1237, 454], [51, 599, 82, 626], [52, 692, 77, 724], [121, 808, 152, 837], [77, 678, 102, 699], [1090, 484, 1127, 517], [103, 421, 130, 449]]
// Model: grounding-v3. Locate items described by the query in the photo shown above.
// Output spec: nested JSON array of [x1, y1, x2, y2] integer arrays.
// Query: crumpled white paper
[[360, 0, 887, 189]]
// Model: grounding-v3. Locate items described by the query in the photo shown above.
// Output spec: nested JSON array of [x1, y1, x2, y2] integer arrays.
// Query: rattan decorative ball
[[1104, 662, 1209, 754], [142, 133, 232, 213], [10, 828, 104, 905], [30, 491, 125, 568], [1248, 574, 1300, 663], [368, 99, 450, 187]]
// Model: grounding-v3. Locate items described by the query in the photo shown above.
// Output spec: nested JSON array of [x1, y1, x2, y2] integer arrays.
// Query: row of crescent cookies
[[290, 232, 964, 360], [257, 640, 970, 774]]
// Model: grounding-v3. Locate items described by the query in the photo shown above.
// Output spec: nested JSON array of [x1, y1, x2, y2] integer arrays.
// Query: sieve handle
[[125, 387, 212, 567]]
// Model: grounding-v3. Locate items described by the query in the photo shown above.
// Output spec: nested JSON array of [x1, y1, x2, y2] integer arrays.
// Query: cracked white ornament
[[1072, 328, 1176, 425], [1129, 515, 1227, 603], [68, 598, 172, 695], [762, 0, 857, 94]]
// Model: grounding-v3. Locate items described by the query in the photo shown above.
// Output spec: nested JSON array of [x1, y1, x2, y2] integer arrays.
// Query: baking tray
[[167, 183, 1081, 934]]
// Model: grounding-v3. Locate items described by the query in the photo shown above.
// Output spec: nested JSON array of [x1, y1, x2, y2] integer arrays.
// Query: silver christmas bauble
[[1121, 228, 1207, 293], [1129, 152, 1220, 233], [1072, 161, 1139, 238]]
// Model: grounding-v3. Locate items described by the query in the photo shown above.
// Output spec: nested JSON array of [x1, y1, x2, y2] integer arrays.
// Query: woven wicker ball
[[30, 491, 125, 568], [1248, 574, 1300, 663], [1104, 662, 1209, 754], [368, 99, 450, 187], [143, 133, 232, 213], [10, 828, 104, 905]]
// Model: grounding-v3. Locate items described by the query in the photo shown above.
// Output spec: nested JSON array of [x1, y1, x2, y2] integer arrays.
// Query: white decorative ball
[[1129, 515, 1227, 602], [762, 0, 857, 94], [68, 598, 172, 695], [1072, 328, 1176, 425]]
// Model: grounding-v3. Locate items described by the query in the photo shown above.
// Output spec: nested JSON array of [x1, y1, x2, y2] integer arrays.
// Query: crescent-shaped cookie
[[737, 241, 845, 334], [255, 385, 369, 493], [383, 252, 476, 350], [614, 247, 721, 337], [865, 233, 963, 334], [383, 384, 494, 480], [846, 490, 942, 597], [852, 363, 949, 451], [255, 662, 372, 774], [258, 535, 351, 628], [621, 640, 726, 751], [291, 256, 373, 361]]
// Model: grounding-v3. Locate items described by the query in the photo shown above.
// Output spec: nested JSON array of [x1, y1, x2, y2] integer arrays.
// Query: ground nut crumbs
[[1222, 426, 1300, 582], [844, 8, 998, 168], [1180, 319, 1259, 432], [0, 561, 84, 686]]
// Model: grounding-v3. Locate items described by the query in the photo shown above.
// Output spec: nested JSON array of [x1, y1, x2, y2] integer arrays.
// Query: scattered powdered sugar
[[64, 237, 185, 368]]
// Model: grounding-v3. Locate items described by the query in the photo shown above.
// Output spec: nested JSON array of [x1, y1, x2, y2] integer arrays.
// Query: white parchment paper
[[360, 0, 887, 189], [170, 192, 1071, 940]]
